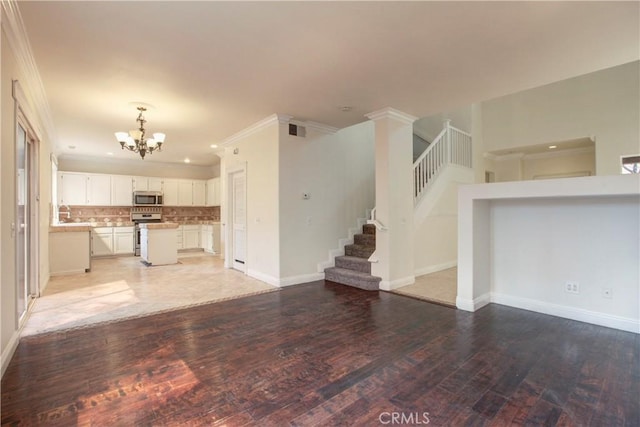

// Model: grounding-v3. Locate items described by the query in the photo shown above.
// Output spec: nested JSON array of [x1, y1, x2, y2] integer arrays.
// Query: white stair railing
[[413, 120, 472, 204]]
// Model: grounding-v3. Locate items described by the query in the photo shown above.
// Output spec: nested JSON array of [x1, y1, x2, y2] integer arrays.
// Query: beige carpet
[[393, 267, 457, 307], [22, 253, 278, 336]]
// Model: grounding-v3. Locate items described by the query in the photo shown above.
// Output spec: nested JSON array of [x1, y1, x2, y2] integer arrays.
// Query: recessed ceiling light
[[548, 145, 557, 149], [107, 152, 114, 156], [184, 158, 191, 163], [210, 144, 218, 148], [341, 106, 352, 112]]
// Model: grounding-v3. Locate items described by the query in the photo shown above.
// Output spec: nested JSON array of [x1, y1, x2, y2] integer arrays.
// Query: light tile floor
[[22, 253, 278, 336], [392, 267, 457, 307]]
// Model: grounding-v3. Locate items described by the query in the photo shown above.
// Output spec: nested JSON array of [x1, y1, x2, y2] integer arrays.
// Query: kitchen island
[[139, 222, 179, 266]]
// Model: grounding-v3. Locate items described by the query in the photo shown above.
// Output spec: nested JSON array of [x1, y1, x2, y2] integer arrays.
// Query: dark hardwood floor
[[2, 281, 638, 426]]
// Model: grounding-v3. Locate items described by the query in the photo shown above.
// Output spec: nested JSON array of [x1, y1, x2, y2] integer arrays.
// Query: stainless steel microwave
[[133, 191, 163, 206]]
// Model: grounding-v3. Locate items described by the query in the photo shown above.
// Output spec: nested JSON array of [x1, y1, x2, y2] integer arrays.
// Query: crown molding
[[300, 121, 338, 135], [2, 0, 57, 145], [221, 114, 291, 146], [365, 107, 417, 125]]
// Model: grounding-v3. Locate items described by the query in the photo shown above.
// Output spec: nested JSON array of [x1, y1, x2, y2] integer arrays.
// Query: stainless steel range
[[131, 208, 162, 256]]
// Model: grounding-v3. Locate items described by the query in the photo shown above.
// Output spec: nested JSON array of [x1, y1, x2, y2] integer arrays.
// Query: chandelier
[[114, 106, 165, 159]]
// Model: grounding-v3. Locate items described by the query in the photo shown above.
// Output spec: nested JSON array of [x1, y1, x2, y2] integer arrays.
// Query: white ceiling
[[17, 1, 639, 166]]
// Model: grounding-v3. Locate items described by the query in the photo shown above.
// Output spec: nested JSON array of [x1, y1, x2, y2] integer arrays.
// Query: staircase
[[324, 224, 381, 291]]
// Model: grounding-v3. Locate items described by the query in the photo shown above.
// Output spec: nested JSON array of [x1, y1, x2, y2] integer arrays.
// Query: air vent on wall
[[289, 123, 306, 137]]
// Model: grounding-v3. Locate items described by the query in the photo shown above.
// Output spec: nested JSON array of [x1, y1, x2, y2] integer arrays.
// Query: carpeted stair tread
[[345, 244, 375, 258], [324, 267, 381, 291], [354, 233, 375, 246], [363, 224, 376, 235], [335, 255, 372, 274]]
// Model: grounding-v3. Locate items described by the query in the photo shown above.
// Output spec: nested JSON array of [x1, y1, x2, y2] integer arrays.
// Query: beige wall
[[523, 149, 595, 180], [278, 121, 375, 280], [224, 121, 281, 282], [481, 61, 640, 176], [2, 11, 54, 374], [1, 20, 16, 364]]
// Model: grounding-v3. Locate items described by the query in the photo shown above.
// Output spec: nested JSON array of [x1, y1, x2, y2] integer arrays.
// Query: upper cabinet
[[206, 177, 221, 206], [86, 174, 111, 205], [132, 176, 163, 192], [59, 172, 111, 206], [178, 180, 193, 206], [58, 172, 88, 205], [193, 181, 206, 206], [58, 172, 214, 207], [111, 175, 133, 206], [163, 179, 179, 206]]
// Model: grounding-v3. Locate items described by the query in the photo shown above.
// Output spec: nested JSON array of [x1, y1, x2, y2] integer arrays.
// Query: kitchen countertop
[[50, 220, 221, 231], [139, 222, 179, 230], [49, 223, 93, 233]]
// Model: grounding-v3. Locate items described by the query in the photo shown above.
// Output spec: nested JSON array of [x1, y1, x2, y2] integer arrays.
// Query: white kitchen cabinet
[[87, 174, 111, 206], [201, 225, 213, 252], [113, 227, 134, 254], [148, 178, 163, 192], [178, 180, 193, 206], [193, 181, 206, 206], [176, 226, 184, 250], [206, 177, 221, 206], [132, 177, 163, 192], [141, 227, 178, 266], [111, 176, 133, 206], [163, 179, 179, 206], [91, 227, 113, 256], [91, 226, 134, 256], [58, 172, 88, 205], [132, 176, 148, 191], [182, 225, 200, 249], [212, 223, 221, 254]]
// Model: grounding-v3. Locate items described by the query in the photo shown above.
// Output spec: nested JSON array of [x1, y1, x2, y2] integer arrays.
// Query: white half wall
[[458, 174, 640, 333]]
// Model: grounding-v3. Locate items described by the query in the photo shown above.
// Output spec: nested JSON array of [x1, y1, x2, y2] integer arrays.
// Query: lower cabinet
[[114, 227, 135, 254], [200, 224, 221, 254], [91, 227, 113, 257], [91, 226, 134, 257], [182, 225, 201, 249]]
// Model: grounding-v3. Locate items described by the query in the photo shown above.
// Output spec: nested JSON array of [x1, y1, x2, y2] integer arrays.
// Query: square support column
[[366, 108, 417, 290]]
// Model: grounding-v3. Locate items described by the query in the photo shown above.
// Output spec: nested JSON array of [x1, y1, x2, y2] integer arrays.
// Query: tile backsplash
[[58, 206, 220, 224]]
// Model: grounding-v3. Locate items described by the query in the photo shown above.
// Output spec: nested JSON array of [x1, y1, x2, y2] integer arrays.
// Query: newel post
[[365, 107, 417, 290]]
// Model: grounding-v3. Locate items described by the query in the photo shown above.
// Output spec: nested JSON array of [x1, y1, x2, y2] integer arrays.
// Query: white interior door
[[231, 170, 246, 272]]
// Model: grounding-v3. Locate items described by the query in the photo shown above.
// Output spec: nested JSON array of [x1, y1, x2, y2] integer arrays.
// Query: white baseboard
[[278, 272, 325, 287], [247, 270, 324, 288], [246, 269, 280, 287], [415, 260, 457, 277], [491, 293, 640, 334], [1, 330, 20, 378], [49, 269, 87, 277], [379, 275, 415, 291], [456, 293, 491, 312]]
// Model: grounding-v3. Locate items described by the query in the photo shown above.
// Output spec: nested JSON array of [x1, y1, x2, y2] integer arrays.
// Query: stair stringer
[[317, 208, 372, 273]]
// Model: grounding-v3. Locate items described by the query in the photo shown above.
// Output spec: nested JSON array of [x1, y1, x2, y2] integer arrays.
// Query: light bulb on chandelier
[[114, 106, 166, 159]]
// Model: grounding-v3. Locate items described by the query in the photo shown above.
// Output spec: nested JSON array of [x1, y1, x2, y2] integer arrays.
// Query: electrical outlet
[[602, 288, 612, 299], [565, 282, 580, 294]]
